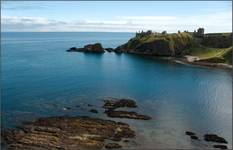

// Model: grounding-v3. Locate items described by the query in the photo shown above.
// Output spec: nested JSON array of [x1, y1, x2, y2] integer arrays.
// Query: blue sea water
[[1, 32, 232, 149]]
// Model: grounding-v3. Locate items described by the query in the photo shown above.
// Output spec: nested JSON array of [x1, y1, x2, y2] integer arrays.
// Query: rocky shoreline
[[1, 98, 151, 150], [1, 97, 230, 150], [2, 116, 135, 150], [172, 57, 232, 70]]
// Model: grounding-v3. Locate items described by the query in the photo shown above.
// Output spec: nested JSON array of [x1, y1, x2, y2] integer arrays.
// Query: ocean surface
[[1, 32, 232, 149]]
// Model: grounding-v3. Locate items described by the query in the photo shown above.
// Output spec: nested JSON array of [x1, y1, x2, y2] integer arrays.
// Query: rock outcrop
[[103, 98, 137, 110], [1, 116, 135, 150], [105, 110, 151, 120], [204, 134, 228, 144], [103, 98, 151, 120], [67, 43, 105, 53], [105, 143, 122, 149], [213, 145, 228, 149]]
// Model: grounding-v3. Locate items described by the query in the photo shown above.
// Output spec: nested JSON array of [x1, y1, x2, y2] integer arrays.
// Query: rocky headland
[[67, 29, 232, 70]]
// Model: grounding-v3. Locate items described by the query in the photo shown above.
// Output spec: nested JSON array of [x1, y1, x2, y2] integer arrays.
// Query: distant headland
[[67, 28, 232, 70]]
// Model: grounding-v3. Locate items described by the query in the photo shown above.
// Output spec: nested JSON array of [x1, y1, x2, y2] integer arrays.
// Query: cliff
[[115, 32, 194, 56], [115, 31, 232, 65]]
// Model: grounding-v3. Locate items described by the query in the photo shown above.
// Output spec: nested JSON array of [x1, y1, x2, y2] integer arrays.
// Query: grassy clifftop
[[116, 31, 232, 64], [196, 47, 232, 65], [116, 32, 194, 56]]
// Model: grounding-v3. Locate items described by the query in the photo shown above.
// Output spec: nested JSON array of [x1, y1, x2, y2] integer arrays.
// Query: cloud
[[119, 16, 177, 21], [1, 1, 45, 10], [1, 11, 232, 33]]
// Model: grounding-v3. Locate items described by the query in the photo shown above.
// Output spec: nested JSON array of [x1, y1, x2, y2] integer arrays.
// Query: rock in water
[[105, 110, 151, 120], [213, 145, 228, 149], [2, 116, 135, 150], [103, 98, 137, 110], [89, 109, 98, 113], [67, 47, 77, 52], [185, 131, 195, 136], [105, 143, 122, 149], [103, 98, 151, 120], [190, 135, 199, 140], [204, 134, 228, 144], [67, 43, 105, 53], [83, 43, 104, 52]]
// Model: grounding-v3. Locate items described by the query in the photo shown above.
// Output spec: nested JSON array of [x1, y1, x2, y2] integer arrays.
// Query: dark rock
[[87, 104, 93, 107], [123, 139, 129, 143], [105, 143, 122, 149], [67, 47, 77, 52], [2, 116, 135, 150], [83, 43, 104, 52], [190, 135, 199, 140], [103, 98, 151, 120], [67, 43, 105, 53], [103, 98, 137, 110], [135, 39, 174, 56], [185, 131, 195, 136], [105, 110, 151, 120], [110, 137, 121, 141], [105, 48, 114, 52], [204, 134, 228, 144], [89, 109, 98, 113], [114, 49, 123, 54], [213, 145, 228, 149]]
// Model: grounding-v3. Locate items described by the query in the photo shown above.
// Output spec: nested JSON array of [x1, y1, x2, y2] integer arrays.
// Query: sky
[[1, 1, 232, 33]]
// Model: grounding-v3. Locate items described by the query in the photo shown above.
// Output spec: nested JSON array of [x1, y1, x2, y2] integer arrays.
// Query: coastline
[[169, 57, 233, 71], [123, 51, 232, 71]]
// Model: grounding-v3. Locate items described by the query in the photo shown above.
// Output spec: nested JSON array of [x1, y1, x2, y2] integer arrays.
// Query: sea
[[1, 32, 232, 149]]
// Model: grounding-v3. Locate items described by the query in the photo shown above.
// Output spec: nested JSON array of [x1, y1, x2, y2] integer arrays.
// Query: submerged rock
[[123, 139, 129, 143], [103, 98, 137, 110], [103, 98, 151, 120], [2, 116, 135, 150], [190, 135, 199, 140], [105, 143, 122, 149], [67, 43, 105, 53], [105, 110, 151, 120], [185, 131, 195, 136], [89, 109, 98, 113], [204, 134, 228, 144], [213, 145, 228, 149]]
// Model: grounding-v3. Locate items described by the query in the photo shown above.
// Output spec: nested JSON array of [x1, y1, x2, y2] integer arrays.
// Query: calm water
[[1, 32, 232, 149]]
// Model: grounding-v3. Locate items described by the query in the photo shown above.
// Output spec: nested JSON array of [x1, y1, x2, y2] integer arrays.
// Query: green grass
[[187, 46, 231, 59], [188, 46, 232, 64]]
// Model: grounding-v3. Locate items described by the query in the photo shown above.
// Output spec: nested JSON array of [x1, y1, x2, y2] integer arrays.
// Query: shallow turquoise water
[[1, 32, 232, 149]]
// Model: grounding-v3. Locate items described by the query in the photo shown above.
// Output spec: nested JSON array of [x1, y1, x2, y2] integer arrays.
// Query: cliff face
[[115, 32, 232, 59], [116, 32, 194, 56]]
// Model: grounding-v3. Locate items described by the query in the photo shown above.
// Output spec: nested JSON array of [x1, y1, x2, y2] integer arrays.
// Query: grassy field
[[188, 46, 231, 59], [188, 46, 232, 64]]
